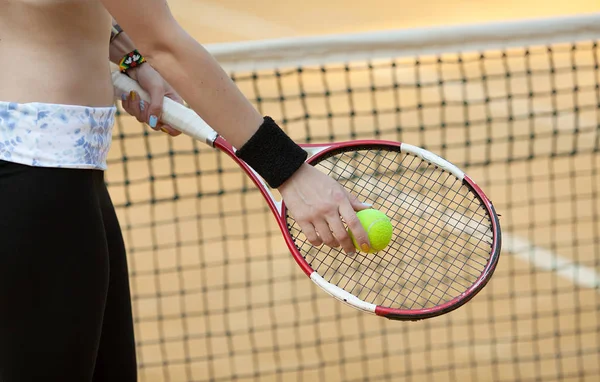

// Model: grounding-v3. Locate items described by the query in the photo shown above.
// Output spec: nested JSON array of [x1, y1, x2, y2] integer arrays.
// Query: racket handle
[[111, 71, 218, 145]]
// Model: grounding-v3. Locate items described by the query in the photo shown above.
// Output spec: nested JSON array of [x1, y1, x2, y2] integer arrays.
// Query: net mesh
[[286, 146, 495, 311], [106, 31, 600, 381]]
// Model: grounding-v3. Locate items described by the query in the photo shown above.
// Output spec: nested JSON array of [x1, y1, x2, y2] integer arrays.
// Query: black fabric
[[0, 160, 136, 382], [235, 116, 308, 188]]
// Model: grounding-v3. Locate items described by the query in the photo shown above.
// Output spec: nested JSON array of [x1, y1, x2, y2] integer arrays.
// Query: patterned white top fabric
[[0, 101, 115, 170]]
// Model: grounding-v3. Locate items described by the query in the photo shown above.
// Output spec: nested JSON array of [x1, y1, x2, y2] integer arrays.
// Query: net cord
[[204, 13, 600, 72]]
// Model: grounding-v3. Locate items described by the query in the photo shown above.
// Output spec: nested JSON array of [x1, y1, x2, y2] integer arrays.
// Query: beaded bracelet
[[118, 49, 147, 73]]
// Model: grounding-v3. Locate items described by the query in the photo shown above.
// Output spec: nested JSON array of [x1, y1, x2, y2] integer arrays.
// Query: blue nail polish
[[140, 100, 145, 111], [121, 93, 127, 101], [149, 115, 158, 128]]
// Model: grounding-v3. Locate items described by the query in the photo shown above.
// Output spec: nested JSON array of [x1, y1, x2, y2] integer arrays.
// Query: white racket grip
[[111, 72, 218, 145]]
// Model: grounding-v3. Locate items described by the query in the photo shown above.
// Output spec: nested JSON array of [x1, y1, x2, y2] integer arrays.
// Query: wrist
[[277, 163, 311, 191], [235, 117, 308, 189], [124, 63, 147, 81], [118, 49, 147, 74], [110, 24, 124, 43], [108, 25, 142, 66]]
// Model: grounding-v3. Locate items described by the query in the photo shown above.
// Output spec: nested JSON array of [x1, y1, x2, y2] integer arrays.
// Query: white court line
[[503, 233, 600, 291], [387, 178, 599, 291], [171, 0, 297, 40]]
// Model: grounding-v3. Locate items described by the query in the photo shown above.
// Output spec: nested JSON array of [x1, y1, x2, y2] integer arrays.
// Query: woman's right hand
[[278, 164, 372, 256]]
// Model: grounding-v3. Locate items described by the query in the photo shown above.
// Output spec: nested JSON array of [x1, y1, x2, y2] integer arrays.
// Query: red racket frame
[[215, 136, 502, 321]]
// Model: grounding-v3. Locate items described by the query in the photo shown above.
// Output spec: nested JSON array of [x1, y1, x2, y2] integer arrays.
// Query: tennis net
[[107, 13, 600, 382]]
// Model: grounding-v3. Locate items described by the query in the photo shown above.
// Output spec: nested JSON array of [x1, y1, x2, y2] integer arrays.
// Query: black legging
[[0, 160, 137, 381]]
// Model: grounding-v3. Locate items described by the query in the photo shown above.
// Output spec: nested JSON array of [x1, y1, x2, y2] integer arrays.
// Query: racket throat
[[310, 272, 377, 314]]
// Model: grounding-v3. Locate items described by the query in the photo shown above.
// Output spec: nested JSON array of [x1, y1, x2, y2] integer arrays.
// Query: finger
[[119, 93, 129, 110], [313, 219, 340, 248], [346, 191, 373, 212], [297, 221, 322, 247], [120, 92, 135, 119], [339, 200, 371, 253], [156, 123, 182, 137], [326, 213, 356, 256], [165, 90, 184, 105], [138, 98, 149, 125], [123, 91, 145, 124], [146, 86, 166, 131]]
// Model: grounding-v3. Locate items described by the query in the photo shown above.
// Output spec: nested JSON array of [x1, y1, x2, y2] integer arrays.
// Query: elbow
[[135, 22, 184, 66], [137, 26, 211, 80]]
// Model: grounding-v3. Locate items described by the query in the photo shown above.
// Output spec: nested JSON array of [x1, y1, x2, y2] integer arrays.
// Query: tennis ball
[[348, 209, 393, 253]]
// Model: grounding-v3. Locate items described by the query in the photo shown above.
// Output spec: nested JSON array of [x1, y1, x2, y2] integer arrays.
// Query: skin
[[0, 0, 371, 255]]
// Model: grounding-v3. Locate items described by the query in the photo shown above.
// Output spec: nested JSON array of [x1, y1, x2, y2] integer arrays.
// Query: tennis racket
[[112, 72, 501, 321]]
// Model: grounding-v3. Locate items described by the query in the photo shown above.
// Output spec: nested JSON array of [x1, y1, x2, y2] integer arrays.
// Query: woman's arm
[[100, 0, 372, 255], [109, 18, 181, 136], [101, 1, 262, 149], [108, 21, 129, 66]]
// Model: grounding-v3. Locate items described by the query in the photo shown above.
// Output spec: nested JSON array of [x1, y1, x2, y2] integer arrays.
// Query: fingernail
[[347, 251, 356, 257], [139, 100, 145, 111], [149, 115, 158, 128], [361, 243, 370, 252], [160, 127, 169, 134], [129, 91, 136, 101], [121, 93, 127, 101], [362, 202, 373, 208]]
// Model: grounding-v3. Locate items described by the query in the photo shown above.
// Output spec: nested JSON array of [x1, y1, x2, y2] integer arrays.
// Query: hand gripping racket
[[112, 72, 501, 321]]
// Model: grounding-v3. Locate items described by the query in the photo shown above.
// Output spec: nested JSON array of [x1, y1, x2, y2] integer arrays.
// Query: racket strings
[[324, 150, 413, 300], [394, 168, 490, 278], [341, 154, 476, 305], [394, 182, 491, 308], [287, 147, 494, 310], [304, 149, 488, 308]]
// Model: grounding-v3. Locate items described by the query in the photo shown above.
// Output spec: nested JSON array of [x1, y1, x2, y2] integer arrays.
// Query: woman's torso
[[0, 0, 114, 107]]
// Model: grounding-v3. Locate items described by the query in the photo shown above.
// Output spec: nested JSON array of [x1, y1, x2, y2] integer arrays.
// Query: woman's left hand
[[120, 64, 182, 137]]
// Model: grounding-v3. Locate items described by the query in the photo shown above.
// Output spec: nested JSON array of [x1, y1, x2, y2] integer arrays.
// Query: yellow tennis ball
[[348, 209, 393, 253]]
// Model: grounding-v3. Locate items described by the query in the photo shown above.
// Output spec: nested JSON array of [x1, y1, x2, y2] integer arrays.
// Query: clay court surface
[[105, 1, 600, 381], [167, 0, 597, 44]]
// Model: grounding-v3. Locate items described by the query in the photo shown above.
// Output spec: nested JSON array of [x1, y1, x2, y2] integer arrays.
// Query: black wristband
[[235, 117, 308, 188]]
